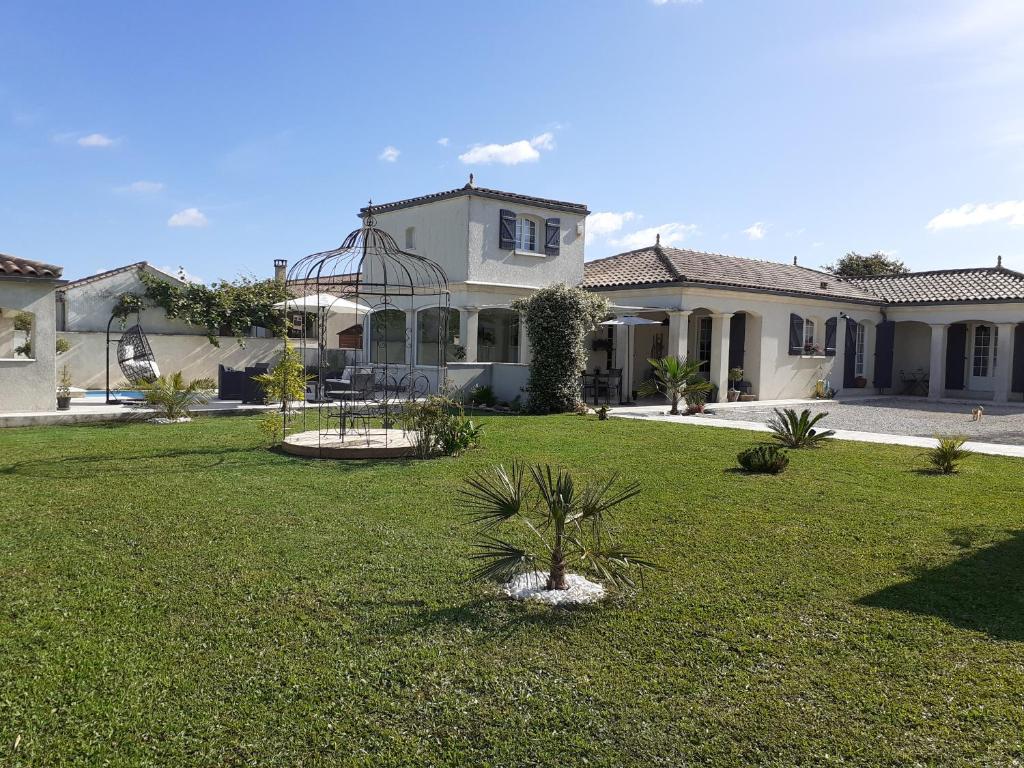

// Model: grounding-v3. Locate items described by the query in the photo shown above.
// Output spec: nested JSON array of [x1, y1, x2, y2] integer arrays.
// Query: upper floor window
[[803, 319, 816, 353], [515, 217, 537, 253], [404, 226, 416, 250]]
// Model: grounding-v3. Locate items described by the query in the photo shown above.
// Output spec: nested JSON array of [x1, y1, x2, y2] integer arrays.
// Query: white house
[[0, 253, 65, 412], [306, 179, 1022, 406]]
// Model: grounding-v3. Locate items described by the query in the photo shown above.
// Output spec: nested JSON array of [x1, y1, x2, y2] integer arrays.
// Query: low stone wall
[[56, 331, 285, 390]]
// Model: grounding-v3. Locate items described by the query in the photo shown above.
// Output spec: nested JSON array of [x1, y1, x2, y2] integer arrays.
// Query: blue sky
[[2, 0, 1023, 283]]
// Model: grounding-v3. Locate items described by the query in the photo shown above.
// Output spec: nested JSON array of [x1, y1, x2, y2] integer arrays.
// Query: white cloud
[[378, 145, 400, 162], [458, 132, 555, 165], [167, 208, 209, 228], [586, 211, 638, 243], [119, 180, 164, 194], [743, 222, 767, 240], [610, 222, 698, 250], [927, 200, 1024, 230], [437, 137, 450, 147], [77, 133, 116, 148]]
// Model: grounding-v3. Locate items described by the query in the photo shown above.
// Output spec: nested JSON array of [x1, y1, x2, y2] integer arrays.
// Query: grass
[[2, 414, 1024, 766]]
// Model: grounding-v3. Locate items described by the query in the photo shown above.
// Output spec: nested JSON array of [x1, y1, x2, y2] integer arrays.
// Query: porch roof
[[849, 266, 1024, 305], [582, 244, 881, 303]]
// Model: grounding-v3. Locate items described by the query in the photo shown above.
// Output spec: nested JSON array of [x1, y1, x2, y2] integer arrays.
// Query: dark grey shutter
[[544, 218, 560, 256], [873, 320, 895, 389], [728, 312, 746, 370], [843, 318, 857, 387], [824, 317, 837, 357], [789, 314, 803, 355], [945, 323, 968, 390], [1012, 323, 1024, 393], [499, 209, 516, 250]]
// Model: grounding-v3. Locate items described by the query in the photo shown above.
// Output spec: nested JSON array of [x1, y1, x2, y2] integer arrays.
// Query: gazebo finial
[[364, 199, 376, 227]]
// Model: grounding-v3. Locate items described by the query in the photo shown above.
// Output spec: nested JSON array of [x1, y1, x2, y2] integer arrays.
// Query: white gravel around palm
[[504, 571, 606, 605], [148, 417, 192, 424]]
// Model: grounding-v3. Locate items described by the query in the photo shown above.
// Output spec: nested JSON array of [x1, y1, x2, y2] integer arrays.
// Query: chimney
[[274, 259, 287, 282], [793, 255, 798, 266], [997, 254, 1003, 268]]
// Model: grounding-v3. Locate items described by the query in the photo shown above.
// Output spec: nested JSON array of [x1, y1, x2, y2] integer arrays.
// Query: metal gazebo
[[283, 203, 451, 457]]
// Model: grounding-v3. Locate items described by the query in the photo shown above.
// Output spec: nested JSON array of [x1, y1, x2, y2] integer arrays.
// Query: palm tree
[[637, 356, 713, 415], [138, 371, 211, 419], [461, 464, 655, 591]]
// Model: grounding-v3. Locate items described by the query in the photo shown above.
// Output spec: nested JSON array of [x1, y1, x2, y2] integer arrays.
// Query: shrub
[[637, 356, 712, 415], [596, 405, 610, 420], [737, 445, 789, 474], [55, 337, 71, 355], [139, 371, 211, 419], [926, 436, 970, 474], [401, 395, 482, 459], [467, 384, 496, 407], [462, 463, 655, 591], [260, 411, 285, 446], [512, 284, 609, 414], [253, 339, 313, 410], [767, 408, 835, 448]]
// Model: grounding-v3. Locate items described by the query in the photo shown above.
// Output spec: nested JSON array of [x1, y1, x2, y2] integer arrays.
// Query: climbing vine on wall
[[512, 283, 609, 414], [139, 271, 291, 346]]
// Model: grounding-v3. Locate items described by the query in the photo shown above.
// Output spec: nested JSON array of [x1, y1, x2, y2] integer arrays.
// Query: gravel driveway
[[705, 398, 1024, 446]]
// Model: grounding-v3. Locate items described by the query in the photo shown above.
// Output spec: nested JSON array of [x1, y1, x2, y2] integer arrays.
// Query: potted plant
[[56, 365, 73, 410], [853, 375, 867, 388], [727, 367, 744, 402]]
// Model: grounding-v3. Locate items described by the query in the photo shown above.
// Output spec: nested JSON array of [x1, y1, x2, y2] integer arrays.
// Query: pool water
[[84, 390, 146, 399]]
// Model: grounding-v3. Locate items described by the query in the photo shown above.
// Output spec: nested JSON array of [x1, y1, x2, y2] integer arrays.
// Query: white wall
[[893, 322, 931, 375], [56, 332, 285, 390], [369, 198, 470, 283], [467, 196, 586, 288], [62, 266, 200, 335], [0, 277, 60, 412]]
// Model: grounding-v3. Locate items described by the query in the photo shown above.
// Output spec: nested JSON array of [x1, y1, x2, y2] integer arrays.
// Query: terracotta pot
[[727, 389, 740, 402]]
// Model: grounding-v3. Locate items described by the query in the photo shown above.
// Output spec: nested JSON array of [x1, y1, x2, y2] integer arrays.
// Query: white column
[[613, 325, 632, 403], [667, 310, 691, 361], [994, 322, 1015, 402], [518, 314, 531, 365], [460, 308, 479, 362], [710, 313, 733, 403], [832, 316, 847, 394], [928, 323, 947, 400]]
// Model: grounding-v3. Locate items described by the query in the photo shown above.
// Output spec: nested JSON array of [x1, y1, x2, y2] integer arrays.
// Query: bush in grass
[[138, 371, 211, 420], [925, 436, 971, 474], [462, 463, 655, 592], [512, 284, 608, 414], [467, 384, 496, 407], [401, 395, 482, 459], [737, 445, 789, 474], [767, 408, 835, 448]]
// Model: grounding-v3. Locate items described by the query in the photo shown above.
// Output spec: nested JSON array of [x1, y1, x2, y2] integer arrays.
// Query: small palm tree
[[926, 436, 971, 474], [139, 371, 211, 419], [766, 408, 835, 448], [461, 464, 655, 591], [637, 356, 713, 415]]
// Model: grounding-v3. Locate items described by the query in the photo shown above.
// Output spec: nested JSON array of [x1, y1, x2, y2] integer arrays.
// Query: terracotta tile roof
[[0, 252, 63, 279], [582, 245, 881, 302], [849, 267, 1024, 304], [360, 183, 588, 217]]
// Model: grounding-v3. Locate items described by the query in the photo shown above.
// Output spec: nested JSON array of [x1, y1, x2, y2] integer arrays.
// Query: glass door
[[968, 324, 997, 392]]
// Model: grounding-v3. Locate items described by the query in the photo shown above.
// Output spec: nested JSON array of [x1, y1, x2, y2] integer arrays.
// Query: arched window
[[515, 217, 537, 253], [370, 308, 407, 364], [478, 308, 520, 363], [404, 226, 416, 250], [417, 307, 461, 366]]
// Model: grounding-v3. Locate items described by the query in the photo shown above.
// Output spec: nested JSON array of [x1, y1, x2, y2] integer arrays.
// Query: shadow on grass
[[858, 529, 1024, 641]]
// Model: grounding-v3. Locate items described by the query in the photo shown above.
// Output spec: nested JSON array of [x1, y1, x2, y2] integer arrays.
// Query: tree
[[824, 252, 909, 277], [637, 356, 713, 415], [462, 464, 655, 591], [512, 284, 609, 414]]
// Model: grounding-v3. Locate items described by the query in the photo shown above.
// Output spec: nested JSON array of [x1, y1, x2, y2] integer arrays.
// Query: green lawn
[[2, 414, 1023, 766]]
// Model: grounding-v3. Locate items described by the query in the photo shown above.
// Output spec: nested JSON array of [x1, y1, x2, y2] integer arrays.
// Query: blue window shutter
[[873, 320, 895, 389], [544, 218, 560, 256], [842, 318, 857, 387], [824, 317, 837, 357], [788, 314, 803, 355], [945, 323, 968, 390], [1012, 323, 1024, 394], [499, 209, 516, 250]]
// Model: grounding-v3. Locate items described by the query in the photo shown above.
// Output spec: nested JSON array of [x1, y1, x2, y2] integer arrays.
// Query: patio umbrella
[[600, 316, 662, 402], [272, 293, 370, 314]]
